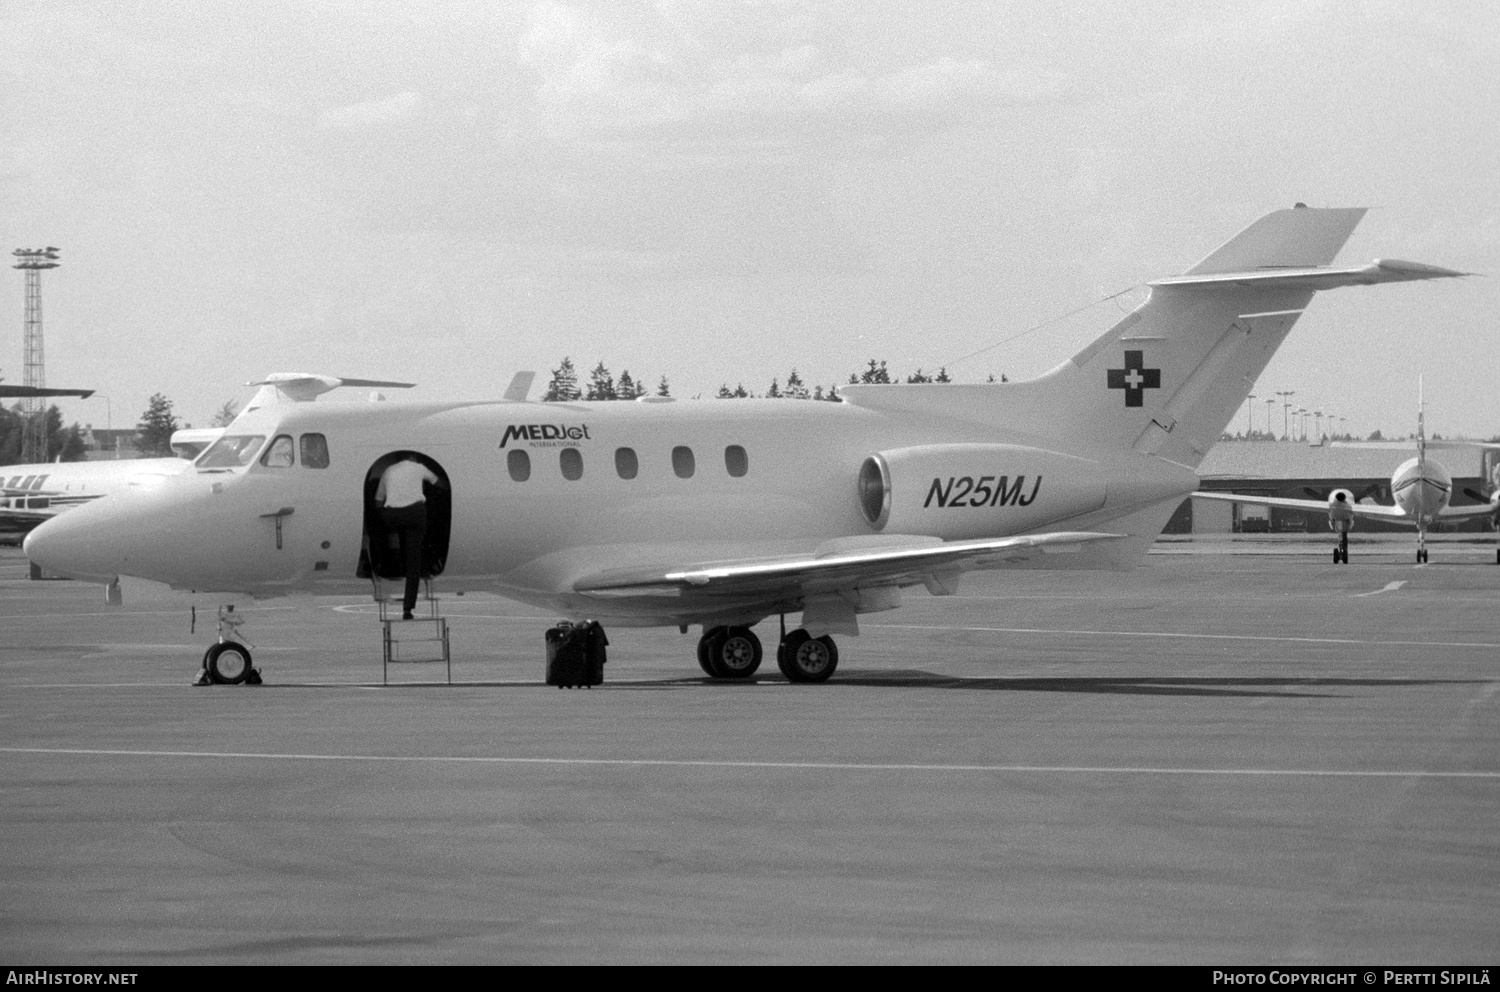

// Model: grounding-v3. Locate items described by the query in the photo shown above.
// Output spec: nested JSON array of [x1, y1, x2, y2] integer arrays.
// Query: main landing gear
[[695, 623, 839, 683], [193, 605, 262, 686]]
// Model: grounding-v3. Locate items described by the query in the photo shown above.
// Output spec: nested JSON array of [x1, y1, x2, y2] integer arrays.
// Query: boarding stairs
[[372, 577, 451, 684]]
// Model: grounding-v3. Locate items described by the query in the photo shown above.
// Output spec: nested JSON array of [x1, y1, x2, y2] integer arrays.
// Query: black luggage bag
[[545, 620, 608, 688]]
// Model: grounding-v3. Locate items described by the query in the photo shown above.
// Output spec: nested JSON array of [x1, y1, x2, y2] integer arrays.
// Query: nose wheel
[[1333, 532, 1349, 564], [193, 605, 263, 685]]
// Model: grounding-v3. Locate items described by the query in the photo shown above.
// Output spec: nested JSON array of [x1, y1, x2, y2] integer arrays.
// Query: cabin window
[[19, 475, 36, 489], [560, 447, 583, 481], [507, 449, 531, 482], [260, 435, 295, 468], [724, 445, 748, 477], [300, 433, 330, 469], [672, 446, 695, 479], [32, 475, 47, 490], [197, 435, 267, 468], [615, 447, 638, 480]]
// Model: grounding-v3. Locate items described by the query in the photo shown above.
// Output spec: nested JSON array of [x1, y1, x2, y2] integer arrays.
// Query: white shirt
[[377, 460, 438, 509]]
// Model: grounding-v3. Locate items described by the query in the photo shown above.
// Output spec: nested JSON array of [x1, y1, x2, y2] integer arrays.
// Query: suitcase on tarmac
[[545, 620, 608, 688]]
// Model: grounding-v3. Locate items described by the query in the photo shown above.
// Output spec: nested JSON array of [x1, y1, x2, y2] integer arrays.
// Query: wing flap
[[574, 531, 1125, 600]]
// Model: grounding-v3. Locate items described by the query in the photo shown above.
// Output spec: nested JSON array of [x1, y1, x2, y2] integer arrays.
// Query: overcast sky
[[2, 1, 1497, 439]]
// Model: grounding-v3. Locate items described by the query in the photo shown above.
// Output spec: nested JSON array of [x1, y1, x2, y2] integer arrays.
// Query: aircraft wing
[[1192, 491, 1411, 519], [574, 531, 1125, 600], [1439, 499, 1500, 520]]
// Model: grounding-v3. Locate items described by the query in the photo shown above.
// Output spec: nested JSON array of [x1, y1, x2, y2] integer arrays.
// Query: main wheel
[[777, 629, 838, 683], [704, 626, 762, 679], [205, 642, 252, 685], [696, 627, 721, 676]]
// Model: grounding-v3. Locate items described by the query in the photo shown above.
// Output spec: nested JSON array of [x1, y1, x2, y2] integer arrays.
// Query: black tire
[[778, 629, 837, 683], [206, 642, 252, 685], [706, 626, 761, 679], [696, 626, 723, 676]]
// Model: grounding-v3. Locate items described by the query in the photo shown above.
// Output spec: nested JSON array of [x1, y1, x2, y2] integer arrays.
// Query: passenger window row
[[507, 445, 748, 483]]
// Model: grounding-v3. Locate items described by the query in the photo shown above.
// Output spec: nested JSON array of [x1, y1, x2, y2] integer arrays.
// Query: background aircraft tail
[[843, 206, 1464, 470]]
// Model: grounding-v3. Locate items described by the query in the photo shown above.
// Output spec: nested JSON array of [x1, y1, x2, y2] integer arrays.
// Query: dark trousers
[[381, 502, 427, 613]]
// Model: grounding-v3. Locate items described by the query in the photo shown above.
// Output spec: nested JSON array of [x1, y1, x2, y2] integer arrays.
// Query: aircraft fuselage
[[24, 394, 1195, 624]]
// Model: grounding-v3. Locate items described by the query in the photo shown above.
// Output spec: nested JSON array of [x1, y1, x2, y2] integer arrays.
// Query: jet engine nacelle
[[858, 443, 1108, 540], [1327, 488, 1356, 532]]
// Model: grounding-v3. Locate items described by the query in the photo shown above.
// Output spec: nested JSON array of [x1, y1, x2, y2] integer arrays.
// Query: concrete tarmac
[[1, 540, 1497, 965]]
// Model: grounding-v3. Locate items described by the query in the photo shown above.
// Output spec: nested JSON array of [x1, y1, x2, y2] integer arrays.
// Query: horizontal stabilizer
[[239, 372, 417, 417], [1152, 259, 1469, 290]]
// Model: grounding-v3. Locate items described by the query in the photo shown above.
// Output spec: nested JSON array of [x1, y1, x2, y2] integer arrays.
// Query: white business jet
[[24, 206, 1468, 684], [0, 375, 411, 542], [1194, 383, 1499, 564]]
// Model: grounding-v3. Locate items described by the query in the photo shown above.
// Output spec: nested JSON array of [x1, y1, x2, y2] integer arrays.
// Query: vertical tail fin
[[843, 206, 1465, 469], [1417, 374, 1427, 469]]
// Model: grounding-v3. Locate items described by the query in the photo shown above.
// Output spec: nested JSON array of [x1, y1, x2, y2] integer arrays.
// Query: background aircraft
[[1, 374, 412, 545], [1194, 383, 1499, 563], [24, 206, 1469, 684]]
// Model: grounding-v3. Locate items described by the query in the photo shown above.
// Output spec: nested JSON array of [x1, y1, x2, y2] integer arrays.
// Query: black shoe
[[402, 611, 414, 620]]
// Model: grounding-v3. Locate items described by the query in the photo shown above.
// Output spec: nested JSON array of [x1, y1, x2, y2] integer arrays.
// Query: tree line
[[542, 357, 1007, 403], [0, 390, 187, 466]]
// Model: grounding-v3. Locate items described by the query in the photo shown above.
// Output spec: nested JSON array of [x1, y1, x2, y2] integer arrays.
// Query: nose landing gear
[[193, 605, 262, 686]]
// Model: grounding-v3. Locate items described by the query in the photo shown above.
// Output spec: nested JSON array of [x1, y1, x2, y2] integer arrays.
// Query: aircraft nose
[[23, 502, 125, 584]]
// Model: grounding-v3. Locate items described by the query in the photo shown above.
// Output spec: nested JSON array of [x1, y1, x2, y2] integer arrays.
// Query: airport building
[[1168, 439, 1500, 534]]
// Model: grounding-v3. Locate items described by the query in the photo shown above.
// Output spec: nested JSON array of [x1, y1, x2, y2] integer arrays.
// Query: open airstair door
[[358, 451, 452, 583]]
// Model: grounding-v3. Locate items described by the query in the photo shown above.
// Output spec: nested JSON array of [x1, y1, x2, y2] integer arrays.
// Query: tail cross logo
[[1107, 350, 1161, 408]]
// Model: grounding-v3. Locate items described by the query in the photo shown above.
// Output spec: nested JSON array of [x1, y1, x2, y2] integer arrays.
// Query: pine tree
[[585, 361, 616, 401], [766, 377, 782, 398], [616, 369, 638, 400], [857, 360, 891, 384], [934, 367, 951, 383], [824, 384, 841, 402], [906, 369, 931, 383], [657, 375, 671, 398], [136, 393, 179, 457], [544, 357, 581, 402], [785, 369, 809, 400], [716, 384, 735, 398]]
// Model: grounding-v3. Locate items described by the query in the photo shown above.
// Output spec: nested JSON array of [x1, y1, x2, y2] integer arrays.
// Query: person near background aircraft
[[375, 457, 442, 619]]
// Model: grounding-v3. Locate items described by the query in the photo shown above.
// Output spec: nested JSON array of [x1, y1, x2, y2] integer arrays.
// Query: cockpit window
[[260, 435, 295, 468], [196, 435, 267, 469], [300, 433, 330, 469]]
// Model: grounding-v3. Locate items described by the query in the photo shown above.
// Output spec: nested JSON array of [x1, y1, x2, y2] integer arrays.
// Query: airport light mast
[[1276, 391, 1295, 441], [1245, 393, 1256, 437], [1264, 397, 1275, 440], [12, 247, 60, 463]]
